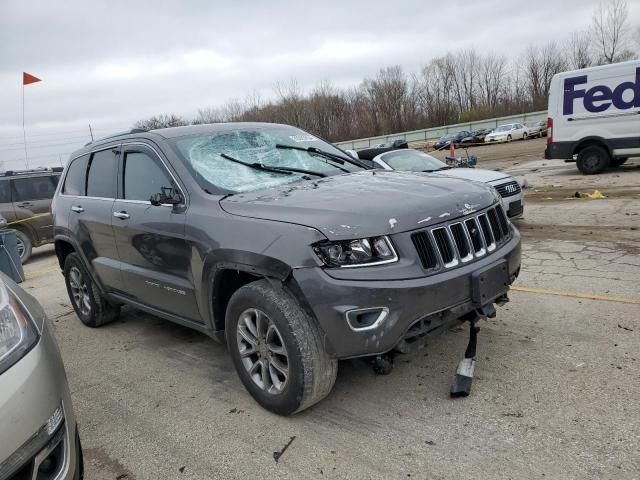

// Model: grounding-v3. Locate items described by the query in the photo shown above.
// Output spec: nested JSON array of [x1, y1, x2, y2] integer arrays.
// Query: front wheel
[[507, 135, 512, 143], [523, 132, 528, 140], [64, 253, 120, 327], [226, 280, 337, 415], [577, 145, 610, 174]]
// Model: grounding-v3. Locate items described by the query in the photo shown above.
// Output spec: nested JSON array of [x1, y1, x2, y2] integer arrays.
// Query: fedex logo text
[[563, 67, 640, 115]]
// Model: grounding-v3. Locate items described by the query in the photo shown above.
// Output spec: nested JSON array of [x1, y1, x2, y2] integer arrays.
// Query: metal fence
[[334, 110, 548, 150]]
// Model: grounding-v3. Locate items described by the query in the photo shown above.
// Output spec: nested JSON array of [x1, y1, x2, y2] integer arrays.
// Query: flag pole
[[22, 81, 29, 169]]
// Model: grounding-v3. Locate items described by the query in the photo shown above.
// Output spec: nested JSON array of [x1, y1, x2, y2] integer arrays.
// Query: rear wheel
[[226, 280, 337, 415], [577, 145, 610, 174], [64, 253, 120, 327], [610, 157, 628, 167], [14, 230, 32, 264], [523, 132, 528, 139], [507, 135, 512, 143]]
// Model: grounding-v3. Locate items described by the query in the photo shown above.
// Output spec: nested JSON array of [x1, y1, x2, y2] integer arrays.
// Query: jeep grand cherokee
[[52, 123, 521, 415]]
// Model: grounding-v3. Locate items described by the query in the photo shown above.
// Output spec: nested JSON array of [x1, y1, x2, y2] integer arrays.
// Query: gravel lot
[[22, 138, 640, 479]]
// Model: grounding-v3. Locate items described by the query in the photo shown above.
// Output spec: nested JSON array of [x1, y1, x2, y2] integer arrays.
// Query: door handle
[[17, 202, 33, 208], [71, 206, 84, 213], [113, 211, 130, 220]]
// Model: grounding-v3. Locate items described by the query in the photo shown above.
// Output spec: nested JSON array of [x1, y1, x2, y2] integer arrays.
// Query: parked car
[[433, 131, 471, 150], [367, 149, 524, 219], [0, 167, 63, 263], [545, 59, 640, 174], [52, 123, 521, 415], [484, 124, 529, 143], [525, 121, 547, 138], [0, 272, 83, 479], [460, 128, 493, 144]]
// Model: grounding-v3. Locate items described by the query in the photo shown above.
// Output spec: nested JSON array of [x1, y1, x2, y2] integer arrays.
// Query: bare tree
[[524, 42, 567, 110], [134, 114, 188, 130], [567, 31, 594, 69], [591, 0, 634, 64]]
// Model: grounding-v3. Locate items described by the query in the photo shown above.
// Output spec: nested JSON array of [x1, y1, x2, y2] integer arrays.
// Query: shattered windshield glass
[[171, 126, 362, 194]]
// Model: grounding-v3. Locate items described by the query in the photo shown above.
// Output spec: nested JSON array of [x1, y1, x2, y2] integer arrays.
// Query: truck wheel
[[14, 230, 32, 264], [610, 157, 628, 167], [577, 145, 610, 174], [64, 253, 120, 327], [226, 280, 338, 415]]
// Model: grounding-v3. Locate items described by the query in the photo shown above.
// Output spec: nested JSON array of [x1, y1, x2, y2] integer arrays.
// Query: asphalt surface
[[21, 139, 640, 479]]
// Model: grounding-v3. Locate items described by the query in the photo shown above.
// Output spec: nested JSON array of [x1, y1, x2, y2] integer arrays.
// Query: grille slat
[[411, 232, 438, 269], [494, 180, 521, 198], [412, 206, 510, 271]]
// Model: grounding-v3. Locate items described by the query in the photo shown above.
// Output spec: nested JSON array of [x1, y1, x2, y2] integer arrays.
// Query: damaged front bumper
[[292, 231, 521, 359]]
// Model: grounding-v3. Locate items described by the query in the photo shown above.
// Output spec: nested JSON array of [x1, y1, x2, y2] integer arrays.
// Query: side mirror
[[150, 187, 182, 206], [345, 149, 359, 159]]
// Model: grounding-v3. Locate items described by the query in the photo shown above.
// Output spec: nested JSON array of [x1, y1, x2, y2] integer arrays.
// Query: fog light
[[46, 404, 64, 435], [346, 307, 389, 331]]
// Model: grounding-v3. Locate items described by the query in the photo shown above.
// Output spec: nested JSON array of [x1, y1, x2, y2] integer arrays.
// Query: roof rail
[[3, 167, 63, 177], [84, 128, 149, 146]]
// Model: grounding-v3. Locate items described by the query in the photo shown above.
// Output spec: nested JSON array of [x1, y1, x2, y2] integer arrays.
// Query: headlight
[[0, 281, 39, 375], [314, 236, 398, 268]]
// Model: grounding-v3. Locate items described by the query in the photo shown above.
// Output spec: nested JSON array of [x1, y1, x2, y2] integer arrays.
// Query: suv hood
[[220, 170, 497, 240], [435, 168, 511, 183]]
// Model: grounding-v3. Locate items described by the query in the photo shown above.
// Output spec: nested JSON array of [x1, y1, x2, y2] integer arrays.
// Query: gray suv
[[52, 123, 521, 415]]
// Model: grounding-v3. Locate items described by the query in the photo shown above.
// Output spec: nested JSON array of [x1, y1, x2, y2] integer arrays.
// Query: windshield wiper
[[220, 153, 326, 177], [274, 144, 359, 172]]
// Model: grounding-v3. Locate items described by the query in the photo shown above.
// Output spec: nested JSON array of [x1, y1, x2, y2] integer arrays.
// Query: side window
[[86, 149, 118, 198], [12, 176, 58, 201], [0, 180, 11, 203], [122, 151, 173, 202], [63, 155, 89, 196]]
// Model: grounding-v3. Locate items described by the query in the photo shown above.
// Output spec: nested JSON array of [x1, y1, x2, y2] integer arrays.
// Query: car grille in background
[[412, 205, 511, 271], [494, 180, 521, 198]]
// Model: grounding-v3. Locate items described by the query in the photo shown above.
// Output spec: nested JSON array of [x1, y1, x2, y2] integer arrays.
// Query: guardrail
[[335, 110, 548, 150]]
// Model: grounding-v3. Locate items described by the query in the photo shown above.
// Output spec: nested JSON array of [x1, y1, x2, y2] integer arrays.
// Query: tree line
[[135, 0, 639, 142]]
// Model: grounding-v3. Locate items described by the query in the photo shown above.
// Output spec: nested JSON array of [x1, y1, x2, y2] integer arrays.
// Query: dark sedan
[[433, 131, 470, 150]]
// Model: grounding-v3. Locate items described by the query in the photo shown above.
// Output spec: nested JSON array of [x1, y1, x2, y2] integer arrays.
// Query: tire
[[610, 157, 628, 167], [14, 229, 32, 264], [576, 145, 610, 174], [64, 253, 120, 327], [507, 135, 512, 143], [523, 132, 528, 140], [226, 280, 338, 415]]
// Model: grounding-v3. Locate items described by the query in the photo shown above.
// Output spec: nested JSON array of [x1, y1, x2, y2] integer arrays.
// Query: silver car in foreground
[[0, 273, 83, 479], [370, 149, 524, 219]]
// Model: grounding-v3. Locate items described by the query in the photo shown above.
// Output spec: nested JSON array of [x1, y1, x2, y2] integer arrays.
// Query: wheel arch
[[572, 136, 612, 158], [54, 234, 78, 270]]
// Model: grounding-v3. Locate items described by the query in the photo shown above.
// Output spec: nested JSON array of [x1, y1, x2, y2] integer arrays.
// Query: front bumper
[[293, 231, 521, 359], [502, 193, 524, 219], [0, 323, 81, 480]]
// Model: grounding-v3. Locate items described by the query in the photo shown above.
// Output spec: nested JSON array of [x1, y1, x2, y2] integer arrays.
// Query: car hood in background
[[435, 168, 511, 184], [220, 170, 496, 240]]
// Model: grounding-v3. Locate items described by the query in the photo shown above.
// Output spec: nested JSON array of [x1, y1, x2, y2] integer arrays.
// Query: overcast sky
[[1, 0, 638, 169]]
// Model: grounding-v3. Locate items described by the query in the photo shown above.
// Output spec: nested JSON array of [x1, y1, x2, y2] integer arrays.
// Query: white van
[[545, 60, 640, 174]]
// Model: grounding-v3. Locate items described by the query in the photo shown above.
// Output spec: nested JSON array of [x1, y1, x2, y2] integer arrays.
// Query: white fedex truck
[[545, 60, 640, 174]]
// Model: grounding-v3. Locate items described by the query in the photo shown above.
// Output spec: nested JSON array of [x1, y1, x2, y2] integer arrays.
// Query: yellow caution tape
[[511, 286, 640, 305], [7, 213, 50, 226]]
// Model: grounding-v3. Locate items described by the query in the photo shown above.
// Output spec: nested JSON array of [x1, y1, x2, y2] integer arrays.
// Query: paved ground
[[22, 139, 640, 479]]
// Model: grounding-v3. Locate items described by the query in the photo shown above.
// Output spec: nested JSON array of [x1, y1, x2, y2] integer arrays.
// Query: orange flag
[[23, 72, 41, 85]]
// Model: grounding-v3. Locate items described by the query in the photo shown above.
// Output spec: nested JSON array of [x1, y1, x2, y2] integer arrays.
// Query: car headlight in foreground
[[0, 281, 39, 375], [314, 236, 398, 268]]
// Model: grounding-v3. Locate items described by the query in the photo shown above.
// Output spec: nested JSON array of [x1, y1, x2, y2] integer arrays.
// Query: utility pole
[[89, 123, 94, 141]]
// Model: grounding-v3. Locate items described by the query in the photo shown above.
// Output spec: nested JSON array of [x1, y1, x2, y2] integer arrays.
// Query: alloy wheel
[[15, 237, 25, 259], [236, 308, 289, 395], [69, 266, 91, 317]]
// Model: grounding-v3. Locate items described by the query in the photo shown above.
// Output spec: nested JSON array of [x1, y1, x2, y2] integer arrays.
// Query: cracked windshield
[[173, 126, 362, 193]]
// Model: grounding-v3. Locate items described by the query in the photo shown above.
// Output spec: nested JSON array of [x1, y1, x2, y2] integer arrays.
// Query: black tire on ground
[[14, 229, 32, 264], [576, 145, 611, 174], [610, 157, 628, 167], [63, 252, 120, 327], [507, 135, 512, 143], [226, 279, 338, 415], [523, 132, 528, 139]]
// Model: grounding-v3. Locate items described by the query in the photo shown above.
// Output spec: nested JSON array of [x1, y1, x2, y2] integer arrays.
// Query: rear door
[[68, 146, 122, 290], [11, 175, 58, 243], [111, 143, 200, 321], [0, 180, 15, 227]]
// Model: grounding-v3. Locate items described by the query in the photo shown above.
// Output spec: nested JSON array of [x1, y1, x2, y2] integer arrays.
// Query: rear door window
[[0, 180, 12, 203], [12, 176, 58, 201], [63, 154, 89, 196], [86, 149, 118, 198]]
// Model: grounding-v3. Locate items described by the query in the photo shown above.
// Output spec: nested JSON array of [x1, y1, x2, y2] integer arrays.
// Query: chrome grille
[[412, 205, 511, 271], [494, 180, 521, 198]]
